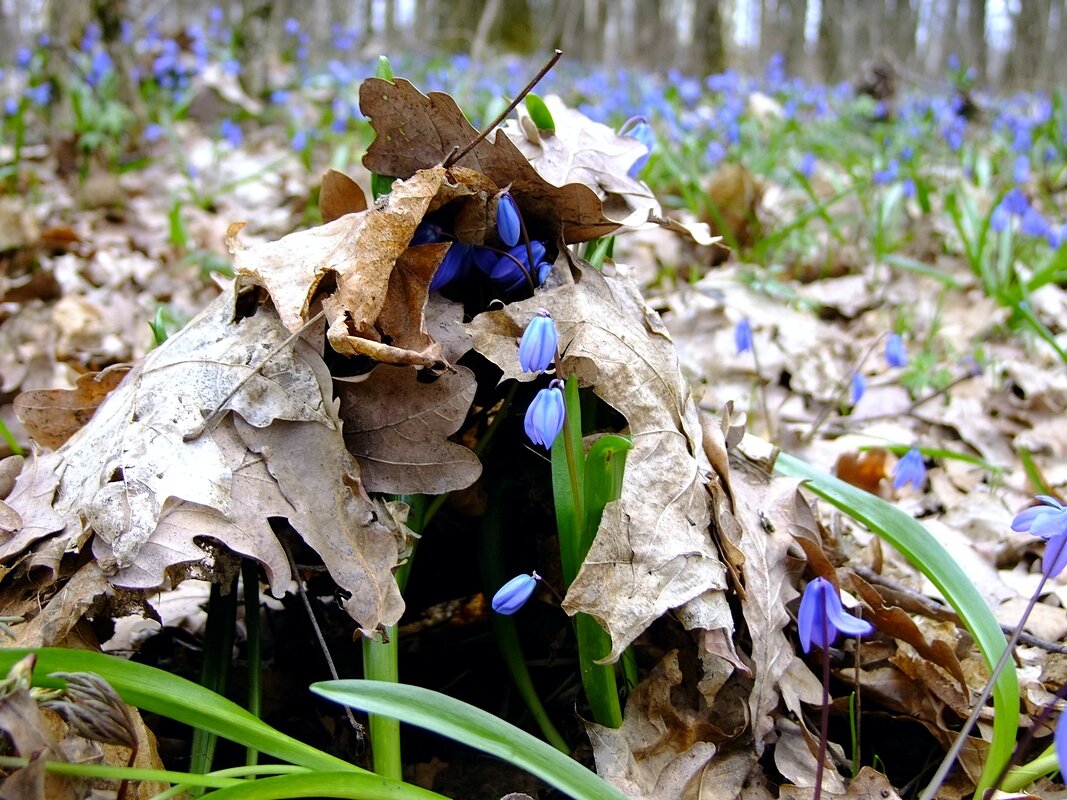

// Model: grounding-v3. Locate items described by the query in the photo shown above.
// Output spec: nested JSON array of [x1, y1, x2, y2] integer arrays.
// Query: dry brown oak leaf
[[0, 287, 408, 634], [359, 77, 627, 244], [229, 165, 483, 368], [468, 266, 730, 661]]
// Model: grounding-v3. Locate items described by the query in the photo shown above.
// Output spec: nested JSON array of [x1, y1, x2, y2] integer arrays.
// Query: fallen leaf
[[468, 266, 729, 660], [834, 449, 888, 495], [320, 168, 368, 223], [14, 365, 130, 449], [588, 650, 717, 800], [338, 364, 481, 495], [359, 77, 623, 243]]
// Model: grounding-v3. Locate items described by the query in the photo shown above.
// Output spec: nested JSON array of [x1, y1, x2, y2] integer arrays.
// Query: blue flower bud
[[885, 333, 908, 367], [518, 310, 558, 374], [621, 116, 654, 178], [891, 448, 926, 490], [735, 318, 752, 354], [492, 571, 541, 614], [496, 192, 521, 248], [797, 577, 874, 653], [524, 382, 565, 448]]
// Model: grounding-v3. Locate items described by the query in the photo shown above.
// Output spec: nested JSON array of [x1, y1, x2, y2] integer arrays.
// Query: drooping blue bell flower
[[496, 192, 521, 248], [518, 310, 558, 374], [492, 571, 541, 615], [1057, 695, 1067, 776], [524, 381, 565, 449], [1011, 496, 1067, 540], [429, 242, 474, 291], [1042, 532, 1067, 579], [620, 116, 654, 178], [850, 373, 867, 405], [488, 241, 546, 290], [885, 333, 908, 367], [892, 448, 926, 490], [797, 577, 874, 653], [735, 318, 753, 355]]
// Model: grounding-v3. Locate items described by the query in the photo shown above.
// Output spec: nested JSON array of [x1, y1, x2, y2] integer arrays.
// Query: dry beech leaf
[[319, 168, 368, 223], [235, 415, 408, 634], [338, 364, 481, 495], [0, 288, 332, 568], [468, 266, 729, 660], [848, 571, 967, 689], [359, 77, 623, 243], [588, 650, 717, 800], [779, 767, 901, 800], [14, 365, 130, 449], [834, 449, 887, 495], [728, 462, 804, 754], [0, 450, 68, 560]]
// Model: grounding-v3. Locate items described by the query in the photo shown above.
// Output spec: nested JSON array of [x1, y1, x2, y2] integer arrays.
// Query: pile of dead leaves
[[0, 74, 1044, 800]]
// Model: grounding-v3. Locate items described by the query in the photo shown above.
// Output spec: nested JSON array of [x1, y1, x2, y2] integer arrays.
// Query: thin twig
[[443, 50, 563, 168], [280, 539, 364, 740]]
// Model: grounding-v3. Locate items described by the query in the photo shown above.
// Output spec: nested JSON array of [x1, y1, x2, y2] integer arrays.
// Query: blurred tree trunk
[[689, 1, 726, 75], [1003, 0, 1049, 87], [889, 0, 918, 66], [965, 0, 987, 82], [817, 0, 844, 81], [760, 0, 806, 72], [494, 0, 533, 51]]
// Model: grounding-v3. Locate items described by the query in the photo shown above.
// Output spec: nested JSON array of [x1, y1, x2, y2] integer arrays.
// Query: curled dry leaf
[[338, 364, 481, 495], [230, 166, 465, 368], [468, 266, 729, 660]]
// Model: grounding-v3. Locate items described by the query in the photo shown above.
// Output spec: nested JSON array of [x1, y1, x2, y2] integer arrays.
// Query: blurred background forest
[[1, 0, 1064, 92]]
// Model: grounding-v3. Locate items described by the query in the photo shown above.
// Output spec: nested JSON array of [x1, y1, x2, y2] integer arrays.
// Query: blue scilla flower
[[990, 202, 1011, 232], [518, 310, 558, 374], [1013, 155, 1030, 185], [735, 318, 752, 354], [487, 241, 546, 291], [1002, 187, 1030, 216], [892, 448, 926, 490], [620, 116, 654, 177], [1020, 207, 1050, 239], [850, 373, 866, 405], [496, 192, 521, 248], [1011, 496, 1067, 540], [525, 381, 565, 449], [1042, 532, 1067, 579], [429, 242, 474, 291], [885, 333, 908, 367], [219, 118, 242, 148], [492, 571, 540, 615], [798, 152, 816, 179], [798, 577, 874, 653]]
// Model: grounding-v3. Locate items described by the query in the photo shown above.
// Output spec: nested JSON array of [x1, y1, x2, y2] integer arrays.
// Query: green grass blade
[[773, 453, 1017, 797], [200, 772, 449, 800], [312, 680, 631, 800], [0, 648, 359, 773]]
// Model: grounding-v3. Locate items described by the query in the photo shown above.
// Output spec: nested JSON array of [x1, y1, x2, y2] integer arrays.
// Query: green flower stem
[[362, 629, 402, 780], [0, 419, 23, 456], [241, 559, 262, 768], [551, 376, 624, 727], [366, 383, 520, 778], [191, 577, 239, 786], [481, 483, 569, 753], [774, 452, 1018, 800]]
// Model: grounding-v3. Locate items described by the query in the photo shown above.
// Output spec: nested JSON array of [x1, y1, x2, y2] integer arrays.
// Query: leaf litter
[[1, 68, 1066, 800]]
